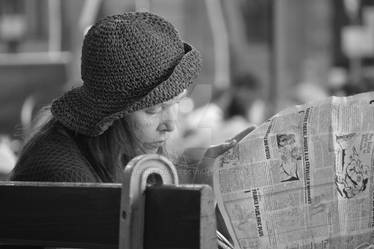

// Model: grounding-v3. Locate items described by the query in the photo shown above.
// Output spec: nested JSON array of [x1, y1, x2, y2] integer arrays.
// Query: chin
[[145, 149, 159, 154], [142, 144, 162, 154]]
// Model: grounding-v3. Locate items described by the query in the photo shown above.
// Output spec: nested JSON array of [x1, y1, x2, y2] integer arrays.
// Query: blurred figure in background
[[327, 67, 374, 97], [174, 72, 263, 174], [182, 72, 263, 147], [293, 82, 329, 105], [339, 77, 374, 96], [225, 73, 266, 124], [327, 67, 349, 96]]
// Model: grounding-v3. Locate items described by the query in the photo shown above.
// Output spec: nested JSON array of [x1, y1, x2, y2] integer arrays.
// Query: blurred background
[[1, 0, 374, 178]]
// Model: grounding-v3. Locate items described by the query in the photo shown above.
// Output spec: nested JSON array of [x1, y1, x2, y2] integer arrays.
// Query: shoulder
[[11, 124, 99, 182]]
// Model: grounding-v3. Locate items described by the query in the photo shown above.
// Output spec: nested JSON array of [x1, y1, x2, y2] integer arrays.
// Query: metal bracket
[[119, 154, 179, 249]]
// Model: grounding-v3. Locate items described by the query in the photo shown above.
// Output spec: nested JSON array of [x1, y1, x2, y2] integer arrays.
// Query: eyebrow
[[144, 89, 188, 112], [163, 89, 187, 105]]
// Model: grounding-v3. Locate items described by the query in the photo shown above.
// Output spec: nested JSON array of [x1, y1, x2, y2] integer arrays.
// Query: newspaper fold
[[213, 92, 374, 249]]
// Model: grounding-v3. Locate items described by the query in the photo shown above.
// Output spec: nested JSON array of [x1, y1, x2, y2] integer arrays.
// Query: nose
[[157, 105, 177, 133], [158, 119, 176, 133]]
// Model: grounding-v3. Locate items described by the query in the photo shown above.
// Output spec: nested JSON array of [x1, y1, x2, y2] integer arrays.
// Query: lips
[[151, 141, 165, 146], [143, 140, 166, 150]]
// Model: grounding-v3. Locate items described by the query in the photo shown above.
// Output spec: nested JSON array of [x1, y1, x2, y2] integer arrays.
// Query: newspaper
[[213, 91, 374, 249]]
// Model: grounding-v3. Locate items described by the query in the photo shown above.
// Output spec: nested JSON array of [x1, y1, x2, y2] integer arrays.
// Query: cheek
[[130, 115, 159, 142]]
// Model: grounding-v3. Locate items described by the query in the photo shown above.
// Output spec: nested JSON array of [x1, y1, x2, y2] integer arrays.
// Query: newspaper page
[[213, 91, 374, 249]]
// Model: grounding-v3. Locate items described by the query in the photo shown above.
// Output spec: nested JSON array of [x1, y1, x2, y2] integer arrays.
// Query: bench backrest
[[0, 154, 217, 249], [0, 182, 215, 249], [0, 181, 122, 248]]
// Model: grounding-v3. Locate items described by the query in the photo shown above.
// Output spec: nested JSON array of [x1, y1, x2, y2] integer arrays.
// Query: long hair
[[19, 106, 167, 183], [76, 117, 168, 182], [75, 118, 141, 182]]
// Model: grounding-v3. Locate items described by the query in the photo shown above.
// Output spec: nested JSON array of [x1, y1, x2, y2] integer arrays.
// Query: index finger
[[231, 125, 256, 143], [204, 140, 237, 159]]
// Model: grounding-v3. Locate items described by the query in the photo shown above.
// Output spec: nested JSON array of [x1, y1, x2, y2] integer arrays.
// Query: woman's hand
[[193, 126, 256, 186]]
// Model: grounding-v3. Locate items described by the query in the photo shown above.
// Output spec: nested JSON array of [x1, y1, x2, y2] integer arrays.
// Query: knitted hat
[[51, 12, 202, 136]]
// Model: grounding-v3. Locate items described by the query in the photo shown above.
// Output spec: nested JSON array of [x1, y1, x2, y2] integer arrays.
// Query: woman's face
[[128, 91, 186, 154]]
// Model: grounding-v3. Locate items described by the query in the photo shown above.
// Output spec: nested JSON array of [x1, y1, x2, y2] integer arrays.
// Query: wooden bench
[[0, 155, 217, 249]]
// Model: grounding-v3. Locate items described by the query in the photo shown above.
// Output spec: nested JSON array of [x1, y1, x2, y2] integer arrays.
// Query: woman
[[10, 11, 241, 184]]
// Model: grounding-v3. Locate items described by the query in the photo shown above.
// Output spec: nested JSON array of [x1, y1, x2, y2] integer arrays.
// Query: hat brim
[[51, 42, 201, 136]]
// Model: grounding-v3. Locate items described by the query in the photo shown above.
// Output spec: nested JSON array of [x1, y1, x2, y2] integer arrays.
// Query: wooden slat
[[0, 181, 122, 249], [144, 185, 216, 249]]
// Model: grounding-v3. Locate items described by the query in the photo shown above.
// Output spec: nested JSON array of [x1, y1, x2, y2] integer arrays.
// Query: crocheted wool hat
[[51, 12, 202, 136]]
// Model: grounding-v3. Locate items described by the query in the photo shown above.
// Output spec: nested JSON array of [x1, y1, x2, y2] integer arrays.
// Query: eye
[[145, 105, 163, 114], [175, 99, 183, 105]]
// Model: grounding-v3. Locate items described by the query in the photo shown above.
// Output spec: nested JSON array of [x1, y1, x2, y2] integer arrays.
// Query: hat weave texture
[[51, 12, 202, 136]]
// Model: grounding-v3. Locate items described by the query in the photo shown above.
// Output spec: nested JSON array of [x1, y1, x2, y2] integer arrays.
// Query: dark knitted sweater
[[10, 123, 102, 182], [6, 124, 112, 249]]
